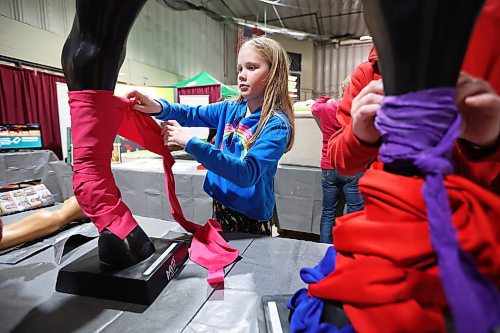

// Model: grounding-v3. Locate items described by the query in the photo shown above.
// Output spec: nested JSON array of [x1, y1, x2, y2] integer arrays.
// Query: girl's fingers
[[128, 90, 147, 104], [132, 104, 148, 113], [134, 90, 147, 101], [164, 134, 171, 145], [165, 136, 178, 148], [126, 90, 138, 99]]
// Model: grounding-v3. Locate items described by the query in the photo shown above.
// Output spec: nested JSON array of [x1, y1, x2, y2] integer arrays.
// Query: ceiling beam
[[265, 12, 323, 35], [217, 0, 237, 17], [266, 12, 317, 23], [272, 5, 285, 28], [314, 12, 322, 35], [319, 11, 363, 20]]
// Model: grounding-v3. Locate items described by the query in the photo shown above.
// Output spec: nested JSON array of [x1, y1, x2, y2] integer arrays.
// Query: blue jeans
[[319, 169, 365, 244]]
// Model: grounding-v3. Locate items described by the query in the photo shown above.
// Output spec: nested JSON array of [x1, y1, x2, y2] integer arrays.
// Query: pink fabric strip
[[69, 90, 239, 283], [207, 269, 225, 285]]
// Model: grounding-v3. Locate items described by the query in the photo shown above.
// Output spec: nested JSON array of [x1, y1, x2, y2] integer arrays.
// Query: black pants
[[212, 200, 271, 236]]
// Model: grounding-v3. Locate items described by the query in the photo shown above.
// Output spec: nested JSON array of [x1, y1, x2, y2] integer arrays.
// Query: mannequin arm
[[0, 196, 86, 250]]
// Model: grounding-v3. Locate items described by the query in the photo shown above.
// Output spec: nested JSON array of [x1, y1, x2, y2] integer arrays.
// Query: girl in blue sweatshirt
[[128, 37, 295, 235]]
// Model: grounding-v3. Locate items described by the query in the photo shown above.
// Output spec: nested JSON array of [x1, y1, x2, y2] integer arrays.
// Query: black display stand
[[262, 295, 292, 333], [56, 238, 188, 305]]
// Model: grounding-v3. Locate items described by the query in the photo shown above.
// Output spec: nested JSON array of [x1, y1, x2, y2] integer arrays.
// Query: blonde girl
[[128, 37, 295, 235]]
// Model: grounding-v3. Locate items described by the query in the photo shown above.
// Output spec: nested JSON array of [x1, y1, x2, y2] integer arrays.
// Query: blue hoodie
[[156, 99, 290, 221]]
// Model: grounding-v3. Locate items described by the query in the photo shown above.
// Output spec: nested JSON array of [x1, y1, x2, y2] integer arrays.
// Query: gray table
[[112, 158, 212, 225], [0, 150, 58, 186], [112, 158, 323, 234], [0, 212, 328, 332], [274, 165, 322, 234], [0, 150, 73, 202]]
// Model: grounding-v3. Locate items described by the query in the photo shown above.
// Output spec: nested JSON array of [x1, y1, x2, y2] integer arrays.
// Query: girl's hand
[[351, 79, 384, 145], [161, 120, 193, 148], [127, 90, 162, 114], [456, 72, 500, 148]]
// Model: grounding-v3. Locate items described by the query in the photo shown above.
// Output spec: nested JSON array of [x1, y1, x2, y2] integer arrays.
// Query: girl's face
[[237, 46, 270, 104]]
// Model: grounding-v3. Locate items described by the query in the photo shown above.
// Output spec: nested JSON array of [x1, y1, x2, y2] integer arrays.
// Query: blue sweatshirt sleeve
[[184, 116, 290, 188], [155, 99, 226, 128]]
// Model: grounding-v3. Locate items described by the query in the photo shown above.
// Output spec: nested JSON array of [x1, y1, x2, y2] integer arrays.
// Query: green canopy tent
[[171, 71, 239, 98]]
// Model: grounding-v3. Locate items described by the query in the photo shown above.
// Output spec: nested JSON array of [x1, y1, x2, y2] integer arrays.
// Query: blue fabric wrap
[[288, 247, 355, 333]]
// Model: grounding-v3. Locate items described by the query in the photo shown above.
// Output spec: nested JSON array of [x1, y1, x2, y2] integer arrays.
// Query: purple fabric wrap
[[375, 87, 500, 333]]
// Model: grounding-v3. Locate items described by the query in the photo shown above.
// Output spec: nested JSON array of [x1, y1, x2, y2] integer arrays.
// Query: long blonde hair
[[237, 37, 295, 152]]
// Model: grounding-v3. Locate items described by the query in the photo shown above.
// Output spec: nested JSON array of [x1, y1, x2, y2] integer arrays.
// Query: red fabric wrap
[[69, 90, 238, 282], [309, 162, 500, 333], [70, 91, 138, 239]]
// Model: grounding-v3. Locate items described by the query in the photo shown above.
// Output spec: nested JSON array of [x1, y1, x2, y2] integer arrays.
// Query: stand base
[[56, 237, 188, 305]]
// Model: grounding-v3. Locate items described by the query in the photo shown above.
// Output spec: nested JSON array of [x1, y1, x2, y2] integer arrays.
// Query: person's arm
[[155, 99, 225, 128], [185, 117, 290, 188], [0, 196, 86, 250], [311, 96, 331, 130], [311, 96, 332, 117], [127, 90, 225, 128], [327, 63, 381, 176]]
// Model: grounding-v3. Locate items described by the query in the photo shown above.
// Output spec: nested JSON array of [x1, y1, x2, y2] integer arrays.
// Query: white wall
[[120, 58, 180, 86], [0, 15, 66, 69], [0, 1, 373, 99], [314, 43, 372, 99], [271, 34, 315, 101], [0, 0, 237, 86], [0, 13, 183, 86], [126, 0, 228, 82]]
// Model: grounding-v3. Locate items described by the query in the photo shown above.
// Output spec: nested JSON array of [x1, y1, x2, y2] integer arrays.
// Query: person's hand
[[351, 79, 384, 145], [326, 98, 336, 104], [456, 72, 500, 147], [160, 120, 193, 148], [126, 90, 162, 114]]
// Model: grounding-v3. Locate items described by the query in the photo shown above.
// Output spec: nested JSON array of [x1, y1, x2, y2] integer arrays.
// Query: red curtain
[[0, 65, 65, 159], [177, 84, 222, 103]]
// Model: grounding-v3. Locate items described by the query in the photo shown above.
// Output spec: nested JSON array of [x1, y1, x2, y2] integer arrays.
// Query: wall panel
[[0, 0, 236, 85], [314, 43, 371, 98]]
